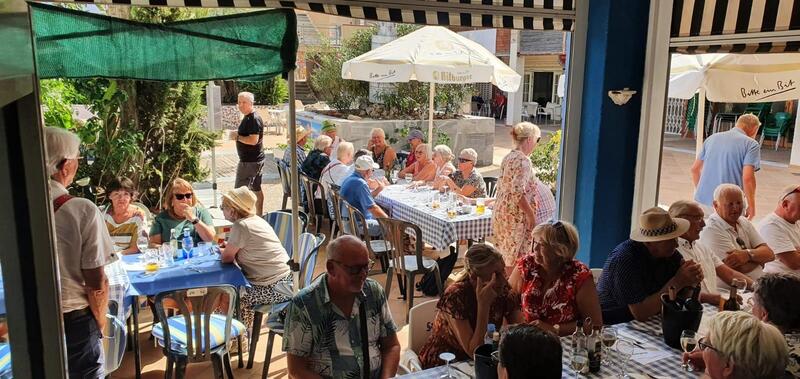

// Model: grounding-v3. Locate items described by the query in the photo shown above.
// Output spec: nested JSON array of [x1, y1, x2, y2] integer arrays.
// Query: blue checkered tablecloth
[[376, 185, 493, 251]]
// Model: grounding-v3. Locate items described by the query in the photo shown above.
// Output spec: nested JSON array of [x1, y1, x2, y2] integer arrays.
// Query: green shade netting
[[30, 3, 298, 81]]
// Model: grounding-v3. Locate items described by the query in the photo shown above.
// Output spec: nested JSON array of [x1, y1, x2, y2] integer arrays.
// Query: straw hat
[[222, 187, 256, 215], [630, 207, 690, 242], [292, 127, 311, 141]]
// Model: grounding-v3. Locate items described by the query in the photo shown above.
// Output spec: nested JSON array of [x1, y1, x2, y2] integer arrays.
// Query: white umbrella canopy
[[669, 53, 800, 103], [342, 26, 521, 143]]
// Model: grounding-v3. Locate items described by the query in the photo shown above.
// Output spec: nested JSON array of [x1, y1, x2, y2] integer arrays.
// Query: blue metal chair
[[275, 158, 292, 209], [246, 233, 326, 378], [264, 210, 308, 258]]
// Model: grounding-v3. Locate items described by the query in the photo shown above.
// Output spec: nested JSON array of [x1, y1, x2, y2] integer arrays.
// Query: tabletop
[[121, 252, 248, 297], [376, 185, 493, 251]]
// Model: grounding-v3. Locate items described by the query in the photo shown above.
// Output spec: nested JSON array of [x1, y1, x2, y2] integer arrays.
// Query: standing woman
[[104, 176, 148, 254], [493, 122, 541, 267], [149, 178, 216, 246]]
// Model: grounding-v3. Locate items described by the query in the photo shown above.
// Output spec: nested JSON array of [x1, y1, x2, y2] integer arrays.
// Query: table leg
[[132, 296, 141, 379]]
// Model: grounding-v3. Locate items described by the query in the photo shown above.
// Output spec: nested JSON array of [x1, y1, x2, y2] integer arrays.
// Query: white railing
[[664, 98, 688, 135]]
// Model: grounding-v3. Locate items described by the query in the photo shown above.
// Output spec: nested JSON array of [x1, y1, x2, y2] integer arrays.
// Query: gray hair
[[44, 127, 81, 176], [370, 128, 386, 139], [314, 135, 333, 151], [706, 311, 787, 379], [327, 235, 367, 262], [459, 148, 478, 163], [737, 113, 761, 131], [337, 141, 354, 159], [713, 183, 745, 203], [415, 143, 431, 159], [668, 200, 703, 218], [432, 144, 453, 162], [237, 91, 254, 103]]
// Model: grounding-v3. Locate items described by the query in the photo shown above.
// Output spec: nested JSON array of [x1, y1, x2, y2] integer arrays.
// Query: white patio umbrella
[[668, 53, 800, 153], [341, 26, 521, 143]]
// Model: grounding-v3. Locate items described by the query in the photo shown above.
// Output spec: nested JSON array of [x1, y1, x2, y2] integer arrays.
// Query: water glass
[[616, 340, 635, 378], [197, 242, 211, 257]]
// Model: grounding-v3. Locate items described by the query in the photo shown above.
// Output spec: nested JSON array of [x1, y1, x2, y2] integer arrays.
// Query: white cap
[[354, 155, 379, 171]]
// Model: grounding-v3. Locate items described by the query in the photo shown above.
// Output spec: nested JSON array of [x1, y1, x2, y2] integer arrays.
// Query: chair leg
[[282, 195, 288, 209], [211, 354, 224, 379], [397, 273, 406, 300], [406, 273, 416, 322], [236, 335, 243, 368], [164, 355, 174, 379], [223, 352, 235, 379], [175, 357, 187, 379], [261, 331, 276, 379], [384, 267, 394, 298], [433, 267, 444, 296], [247, 311, 264, 369]]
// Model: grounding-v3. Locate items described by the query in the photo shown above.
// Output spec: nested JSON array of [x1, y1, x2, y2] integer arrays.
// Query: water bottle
[[182, 227, 194, 260], [484, 323, 496, 346], [169, 228, 179, 259]]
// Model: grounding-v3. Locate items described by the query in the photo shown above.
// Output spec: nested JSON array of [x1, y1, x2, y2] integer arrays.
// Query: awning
[[35, 0, 577, 31], [30, 2, 298, 81], [670, 0, 800, 54]]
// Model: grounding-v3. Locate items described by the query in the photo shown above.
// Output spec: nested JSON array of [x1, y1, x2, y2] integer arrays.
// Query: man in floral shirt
[[283, 235, 400, 378]]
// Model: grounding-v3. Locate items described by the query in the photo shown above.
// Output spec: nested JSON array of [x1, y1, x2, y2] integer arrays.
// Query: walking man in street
[[235, 91, 266, 215], [691, 113, 761, 219]]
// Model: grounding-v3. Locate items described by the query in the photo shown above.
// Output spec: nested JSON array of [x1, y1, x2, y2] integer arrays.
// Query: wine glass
[[439, 352, 457, 379], [570, 347, 589, 379], [405, 173, 413, 184], [680, 330, 698, 372], [601, 326, 617, 365], [616, 339, 635, 378]]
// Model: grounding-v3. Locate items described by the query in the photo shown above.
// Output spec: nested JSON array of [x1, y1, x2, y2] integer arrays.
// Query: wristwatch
[[746, 249, 755, 260], [191, 218, 200, 225]]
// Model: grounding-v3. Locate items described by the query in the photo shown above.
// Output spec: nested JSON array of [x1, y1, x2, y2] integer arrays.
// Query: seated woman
[[366, 128, 396, 171], [509, 221, 602, 336], [104, 176, 148, 254], [398, 143, 436, 182], [750, 273, 800, 377], [219, 187, 292, 336], [434, 148, 486, 198], [301, 135, 332, 180], [432, 144, 456, 178], [149, 178, 216, 247], [418, 244, 523, 368]]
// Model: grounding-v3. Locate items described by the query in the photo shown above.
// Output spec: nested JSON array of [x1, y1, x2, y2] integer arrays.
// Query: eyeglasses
[[175, 193, 193, 200], [698, 336, 722, 355], [414, 150, 423, 155], [458, 158, 474, 164], [109, 192, 133, 200], [331, 259, 374, 275]]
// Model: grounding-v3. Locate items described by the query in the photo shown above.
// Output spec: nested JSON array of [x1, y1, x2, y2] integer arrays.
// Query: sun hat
[[292, 127, 311, 141], [630, 207, 690, 242], [779, 184, 800, 201], [222, 186, 256, 215], [321, 120, 337, 133], [407, 129, 425, 142], [354, 155, 379, 171]]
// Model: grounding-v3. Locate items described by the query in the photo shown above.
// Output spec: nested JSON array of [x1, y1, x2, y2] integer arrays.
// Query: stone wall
[[200, 105, 281, 130]]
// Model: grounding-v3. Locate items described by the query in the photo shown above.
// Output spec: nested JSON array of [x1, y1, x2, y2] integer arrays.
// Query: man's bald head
[[736, 113, 761, 137], [327, 235, 369, 263]]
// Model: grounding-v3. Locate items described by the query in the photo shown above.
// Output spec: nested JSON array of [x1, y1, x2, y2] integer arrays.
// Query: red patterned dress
[[417, 279, 520, 369], [517, 255, 592, 324]]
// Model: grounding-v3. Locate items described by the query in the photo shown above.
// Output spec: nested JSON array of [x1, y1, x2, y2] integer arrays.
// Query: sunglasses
[[331, 259, 374, 275], [536, 137, 541, 143], [458, 158, 474, 164], [551, 220, 569, 241], [735, 237, 746, 250], [175, 193, 193, 200]]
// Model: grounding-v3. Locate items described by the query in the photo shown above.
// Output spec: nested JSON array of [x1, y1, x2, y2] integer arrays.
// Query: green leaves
[[530, 129, 561, 193]]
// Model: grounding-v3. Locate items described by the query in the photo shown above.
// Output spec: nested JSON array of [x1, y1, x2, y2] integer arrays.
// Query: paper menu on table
[[617, 330, 674, 365]]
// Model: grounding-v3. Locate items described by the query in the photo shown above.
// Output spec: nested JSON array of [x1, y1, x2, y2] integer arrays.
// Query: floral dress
[[492, 149, 538, 266], [517, 255, 592, 325], [417, 279, 519, 369]]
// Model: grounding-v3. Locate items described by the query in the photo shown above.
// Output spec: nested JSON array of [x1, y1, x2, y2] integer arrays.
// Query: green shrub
[[221, 77, 288, 105], [530, 130, 561, 193]]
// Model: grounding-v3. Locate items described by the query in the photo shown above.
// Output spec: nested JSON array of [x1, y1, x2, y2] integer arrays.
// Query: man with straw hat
[[321, 120, 345, 161], [282, 126, 311, 168], [597, 207, 704, 324]]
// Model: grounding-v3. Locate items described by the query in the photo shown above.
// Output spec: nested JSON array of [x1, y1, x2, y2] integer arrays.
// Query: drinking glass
[[616, 339, 635, 378], [732, 278, 747, 294], [439, 352, 457, 379], [197, 242, 211, 258], [143, 248, 160, 275], [570, 347, 589, 379], [447, 205, 457, 219], [476, 197, 486, 215], [680, 330, 698, 372], [601, 327, 617, 365], [405, 173, 413, 183]]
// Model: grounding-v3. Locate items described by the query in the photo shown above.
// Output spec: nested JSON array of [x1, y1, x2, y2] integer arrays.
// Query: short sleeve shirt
[[282, 274, 398, 379], [236, 112, 264, 162], [699, 213, 767, 282], [150, 206, 214, 246], [758, 212, 800, 274], [676, 238, 724, 295], [448, 170, 486, 198], [597, 239, 683, 324], [104, 208, 147, 252], [517, 256, 592, 324], [694, 128, 761, 206], [340, 171, 376, 219], [227, 215, 291, 286]]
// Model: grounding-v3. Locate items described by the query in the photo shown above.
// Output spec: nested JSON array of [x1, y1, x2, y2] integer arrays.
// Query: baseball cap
[[354, 155, 379, 170], [407, 129, 425, 142], [779, 184, 800, 201]]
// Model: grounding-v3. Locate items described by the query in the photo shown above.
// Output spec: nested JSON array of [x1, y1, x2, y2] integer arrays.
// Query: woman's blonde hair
[[532, 221, 579, 260], [706, 311, 788, 379], [433, 145, 453, 162], [370, 128, 386, 139], [453, 243, 504, 283], [416, 143, 431, 159], [162, 178, 197, 218], [510, 122, 541, 147]]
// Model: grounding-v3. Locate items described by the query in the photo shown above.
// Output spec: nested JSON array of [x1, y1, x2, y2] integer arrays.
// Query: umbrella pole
[[428, 83, 435, 144], [288, 71, 300, 293], [695, 88, 705, 158]]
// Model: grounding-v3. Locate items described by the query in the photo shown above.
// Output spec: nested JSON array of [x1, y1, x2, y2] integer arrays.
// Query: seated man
[[699, 184, 774, 285], [340, 155, 387, 237], [669, 200, 754, 304], [497, 324, 561, 379], [283, 235, 400, 379], [682, 311, 788, 379], [597, 207, 703, 324], [759, 185, 800, 275]]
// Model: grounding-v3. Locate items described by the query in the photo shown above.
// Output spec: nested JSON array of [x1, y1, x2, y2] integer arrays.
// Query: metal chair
[[377, 217, 443, 321], [300, 173, 332, 234], [483, 176, 498, 198], [264, 210, 308, 258], [152, 285, 245, 379], [341, 198, 391, 274], [275, 157, 292, 209], [328, 185, 346, 238], [248, 233, 326, 378]]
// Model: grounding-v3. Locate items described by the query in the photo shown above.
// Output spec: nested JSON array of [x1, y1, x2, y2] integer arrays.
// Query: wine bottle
[[588, 326, 602, 373], [665, 285, 682, 311], [722, 285, 740, 311], [685, 286, 702, 311], [572, 318, 586, 351]]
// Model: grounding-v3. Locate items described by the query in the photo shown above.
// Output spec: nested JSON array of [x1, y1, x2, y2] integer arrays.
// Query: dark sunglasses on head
[[175, 193, 193, 200], [551, 220, 569, 241], [331, 259, 374, 275], [458, 158, 474, 164], [735, 237, 746, 249]]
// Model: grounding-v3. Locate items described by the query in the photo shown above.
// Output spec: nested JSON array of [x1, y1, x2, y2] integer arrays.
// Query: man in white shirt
[[699, 184, 774, 285], [759, 185, 800, 274], [45, 127, 115, 378], [669, 200, 753, 304]]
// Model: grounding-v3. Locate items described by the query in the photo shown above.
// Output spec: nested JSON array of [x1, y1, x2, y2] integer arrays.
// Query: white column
[[506, 30, 523, 126], [791, 99, 800, 168]]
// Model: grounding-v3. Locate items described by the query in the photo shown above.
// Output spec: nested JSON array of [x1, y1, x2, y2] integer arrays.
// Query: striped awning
[[670, 0, 800, 54], [38, 0, 576, 31]]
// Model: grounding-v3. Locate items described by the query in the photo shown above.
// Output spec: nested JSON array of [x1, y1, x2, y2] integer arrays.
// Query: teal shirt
[[149, 206, 213, 245], [282, 274, 398, 379]]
